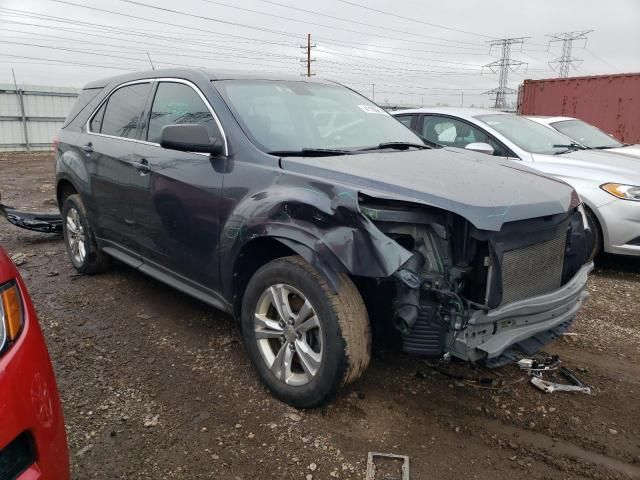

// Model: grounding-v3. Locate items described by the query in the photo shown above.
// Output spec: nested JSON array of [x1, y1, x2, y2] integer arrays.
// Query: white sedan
[[527, 116, 640, 158]]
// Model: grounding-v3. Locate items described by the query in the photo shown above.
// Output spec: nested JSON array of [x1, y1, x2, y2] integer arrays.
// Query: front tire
[[585, 207, 602, 261], [62, 194, 110, 274], [241, 256, 371, 408]]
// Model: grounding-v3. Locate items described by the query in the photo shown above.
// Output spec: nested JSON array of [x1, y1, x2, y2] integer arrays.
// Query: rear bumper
[[0, 278, 70, 480], [451, 262, 593, 362]]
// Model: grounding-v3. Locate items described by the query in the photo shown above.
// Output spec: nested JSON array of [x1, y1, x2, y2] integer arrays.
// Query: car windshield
[[476, 114, 578, 155], [213, 79, 423, 153], [551, 119, 623, 149]]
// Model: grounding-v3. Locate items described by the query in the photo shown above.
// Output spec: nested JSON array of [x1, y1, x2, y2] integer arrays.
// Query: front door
[[130, 80, 226, 290]]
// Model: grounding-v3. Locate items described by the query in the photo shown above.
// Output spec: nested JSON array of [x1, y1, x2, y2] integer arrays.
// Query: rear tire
[[241, 256, 371, 408], [62, 194, 110, 274]]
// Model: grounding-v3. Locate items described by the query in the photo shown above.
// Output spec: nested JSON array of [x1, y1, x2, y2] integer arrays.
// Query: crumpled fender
[[219, 180, 413, 293]]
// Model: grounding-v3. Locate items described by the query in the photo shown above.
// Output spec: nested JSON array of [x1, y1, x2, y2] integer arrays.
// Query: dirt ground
[[1, 152, 639, 480]]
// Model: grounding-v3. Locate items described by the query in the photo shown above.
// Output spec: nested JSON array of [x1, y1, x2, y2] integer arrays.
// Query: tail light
[[51, 135, 60, 153], [0, 281, 24, 354]]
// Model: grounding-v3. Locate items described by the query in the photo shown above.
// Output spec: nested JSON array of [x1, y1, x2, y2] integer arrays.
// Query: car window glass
[[551, 119, 622, 149], [89, 102, 106, 133], [147, 82, 219, 144], [422, 115, 507, 156], [395, 115, 413, 127], [214, 80, 422, 152], [100, 83, 151, 139]]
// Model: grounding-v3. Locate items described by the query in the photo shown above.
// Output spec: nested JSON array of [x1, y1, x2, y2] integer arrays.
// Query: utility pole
[[547, 30, 593, 78], [461, 91, 464, 107], [300, 33, 316, 77], [483, 37, 528, 109]]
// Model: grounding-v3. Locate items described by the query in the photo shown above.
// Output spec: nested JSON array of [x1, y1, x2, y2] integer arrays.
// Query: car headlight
[[600, 183, 640, 202], [0, 281, 23, 354]]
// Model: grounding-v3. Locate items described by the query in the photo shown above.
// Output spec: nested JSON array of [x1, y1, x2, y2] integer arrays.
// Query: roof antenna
[[146, 52, 155, 70]]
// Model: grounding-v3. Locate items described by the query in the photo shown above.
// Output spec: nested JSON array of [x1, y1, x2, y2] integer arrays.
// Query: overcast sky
[[1, 0, 638, 107]]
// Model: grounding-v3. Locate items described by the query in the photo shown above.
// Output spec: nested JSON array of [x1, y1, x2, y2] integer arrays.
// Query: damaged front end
[[359, 194, 593, 366]]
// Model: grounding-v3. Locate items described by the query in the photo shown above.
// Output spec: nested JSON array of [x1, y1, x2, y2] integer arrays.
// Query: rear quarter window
[[62, 87, 103, 128]]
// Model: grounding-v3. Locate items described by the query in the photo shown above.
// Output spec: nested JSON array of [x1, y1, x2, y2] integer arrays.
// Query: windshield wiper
[[552, 143, 584, 155], [268, 148, 352, 157], [359, 142, 429, 151]]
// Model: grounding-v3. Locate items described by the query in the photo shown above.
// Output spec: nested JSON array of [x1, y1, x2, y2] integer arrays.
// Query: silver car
[[526, 116, 640, 158], [393, 107, 640, 257]]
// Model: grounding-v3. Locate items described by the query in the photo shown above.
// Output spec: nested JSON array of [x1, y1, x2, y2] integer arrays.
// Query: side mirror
[[465, 142, 494, 155], [160, 124, 224, 155]]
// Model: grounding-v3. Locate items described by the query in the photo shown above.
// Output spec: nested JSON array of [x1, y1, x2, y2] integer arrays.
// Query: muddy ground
[[1, 152, 639, 479]]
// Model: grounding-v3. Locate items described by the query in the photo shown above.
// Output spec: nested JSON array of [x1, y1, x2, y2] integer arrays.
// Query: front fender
[[219, 184, 412, 297]]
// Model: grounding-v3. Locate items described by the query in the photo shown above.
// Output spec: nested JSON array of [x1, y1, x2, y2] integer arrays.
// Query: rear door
[[83, 81, 153, 249], [130, 80, 226, 289]]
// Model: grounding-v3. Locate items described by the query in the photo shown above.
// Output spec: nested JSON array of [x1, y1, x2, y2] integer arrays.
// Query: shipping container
[[517, 73, 640, 144]]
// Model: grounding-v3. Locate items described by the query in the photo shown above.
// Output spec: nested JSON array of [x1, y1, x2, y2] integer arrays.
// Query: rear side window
[[99, 83, 151, 139], [147, 82, 218, 143]]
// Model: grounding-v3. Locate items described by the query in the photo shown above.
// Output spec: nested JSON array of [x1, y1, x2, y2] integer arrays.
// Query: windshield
[[476, 114, 578, 155], [551, 119, 623, 149], [213, 80, 422, 153]]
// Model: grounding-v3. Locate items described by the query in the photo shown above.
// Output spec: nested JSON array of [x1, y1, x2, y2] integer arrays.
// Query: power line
[[482, 37, 528, 109], [547, 30, 593, 77], [334, 0, 493, 39], [201, 0, 485, 48]]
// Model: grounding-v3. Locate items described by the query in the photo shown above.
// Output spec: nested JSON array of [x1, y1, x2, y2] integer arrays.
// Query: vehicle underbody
[[359, 195, 593, 365]]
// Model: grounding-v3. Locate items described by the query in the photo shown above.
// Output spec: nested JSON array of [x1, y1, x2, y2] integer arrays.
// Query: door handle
[[134, 158, 150, 174], [80, 142, 93, 154]]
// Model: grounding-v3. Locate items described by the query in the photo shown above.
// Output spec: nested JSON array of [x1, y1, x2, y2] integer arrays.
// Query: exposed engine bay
[[359, 194, 592, 365]]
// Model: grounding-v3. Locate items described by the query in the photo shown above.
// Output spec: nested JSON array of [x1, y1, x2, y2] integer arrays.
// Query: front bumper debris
[[0, 203, 62, 233], [451, 262, 594, 363]]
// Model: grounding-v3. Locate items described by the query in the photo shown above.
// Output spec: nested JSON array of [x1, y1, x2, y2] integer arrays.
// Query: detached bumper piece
[[0, 432, 36, 480], [0, 203, 62, 233]]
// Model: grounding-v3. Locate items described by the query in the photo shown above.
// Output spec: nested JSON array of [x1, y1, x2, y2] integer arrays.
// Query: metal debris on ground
[[366, 452, 409, 480], [519, 355, 592, 395]]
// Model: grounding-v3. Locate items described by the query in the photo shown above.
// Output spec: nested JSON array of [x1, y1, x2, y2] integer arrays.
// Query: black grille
[[0, 432, 35, 480], [501, 234, 566, 306]]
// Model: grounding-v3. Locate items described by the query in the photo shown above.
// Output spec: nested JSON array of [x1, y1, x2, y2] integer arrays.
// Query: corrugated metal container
[[517, 73, 640, 143], [0, 83, 79, 152]]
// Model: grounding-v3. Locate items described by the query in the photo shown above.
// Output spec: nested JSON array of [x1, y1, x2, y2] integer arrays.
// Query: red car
[[0, 247, 69, 479]]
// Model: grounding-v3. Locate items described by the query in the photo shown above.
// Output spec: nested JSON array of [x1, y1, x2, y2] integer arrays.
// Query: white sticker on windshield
[[358, 105, 386, 114]]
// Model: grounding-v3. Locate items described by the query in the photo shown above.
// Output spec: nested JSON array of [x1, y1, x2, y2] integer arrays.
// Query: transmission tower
[[300, 33, 316, 77], [483, 37, 528, 109], [547, 30, 593, 77]]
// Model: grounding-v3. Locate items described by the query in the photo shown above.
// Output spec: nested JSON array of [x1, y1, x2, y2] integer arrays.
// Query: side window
[[89, 102, 106, 133], [421, 115, 508, 156], [147, 82, 219, 144], [100, 83, 151, 139], [395, 115, 413, 128]]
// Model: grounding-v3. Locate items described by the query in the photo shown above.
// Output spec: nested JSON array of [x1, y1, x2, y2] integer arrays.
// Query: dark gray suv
[[55, 68, 592, 407]]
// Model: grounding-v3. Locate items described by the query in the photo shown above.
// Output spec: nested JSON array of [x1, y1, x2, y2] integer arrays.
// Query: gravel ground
[[1, 152, 639, 479]]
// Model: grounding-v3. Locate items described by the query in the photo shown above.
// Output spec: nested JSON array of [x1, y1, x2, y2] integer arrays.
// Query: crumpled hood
[[280, 147, 576, 231], [531, 149, 640, 185]]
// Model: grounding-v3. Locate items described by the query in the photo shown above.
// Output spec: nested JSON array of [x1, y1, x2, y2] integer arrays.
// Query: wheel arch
[[56, 177, 78, 210], [230, 235, 345, 319]]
